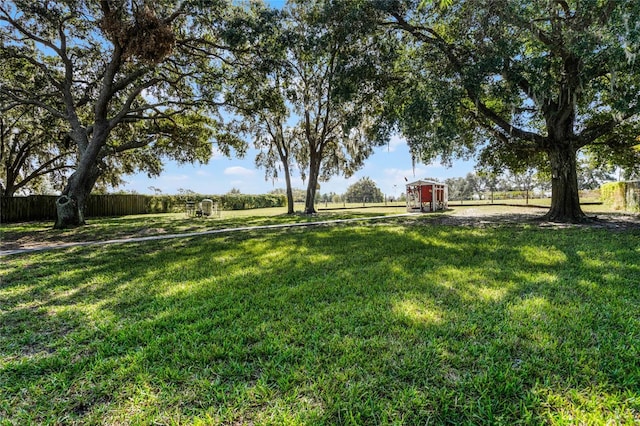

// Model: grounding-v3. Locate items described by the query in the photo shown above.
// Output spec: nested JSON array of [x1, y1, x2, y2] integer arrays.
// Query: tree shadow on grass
[[0, 211, 394, 254], [1, 223, 638, 424]]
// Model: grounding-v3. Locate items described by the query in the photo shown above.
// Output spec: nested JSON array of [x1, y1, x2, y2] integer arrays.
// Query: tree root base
[[539, 211, 593, 224]]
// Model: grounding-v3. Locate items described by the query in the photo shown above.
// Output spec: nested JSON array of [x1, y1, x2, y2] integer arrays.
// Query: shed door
[[421, 185, 433, 202]]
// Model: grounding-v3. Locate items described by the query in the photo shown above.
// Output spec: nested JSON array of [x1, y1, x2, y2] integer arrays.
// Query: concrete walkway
[[1, 213, 416, 257]]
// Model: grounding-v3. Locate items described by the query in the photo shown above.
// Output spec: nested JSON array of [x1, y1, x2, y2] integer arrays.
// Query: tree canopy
[[220, 4, 300, 213], [370, 0, 640, 222], [0, 104, 74, 196], [344, 177, 384, 203], [292, 2, 398, 213], [221, 1, 398, 214], [0, 47, 74, 196], [0, 0, 243, 227]]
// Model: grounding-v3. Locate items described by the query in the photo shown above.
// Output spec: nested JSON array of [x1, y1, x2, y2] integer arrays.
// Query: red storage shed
[[406, 180, 448, 212]]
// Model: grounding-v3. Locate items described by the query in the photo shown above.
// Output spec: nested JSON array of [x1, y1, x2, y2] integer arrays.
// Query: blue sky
[[118, 0, 476, 197], [120, 136, 475, 197]]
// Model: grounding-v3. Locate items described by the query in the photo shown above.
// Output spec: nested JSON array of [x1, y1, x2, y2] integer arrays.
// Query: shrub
[[148, 193, 287, 213], [601, 181, 640, 212]]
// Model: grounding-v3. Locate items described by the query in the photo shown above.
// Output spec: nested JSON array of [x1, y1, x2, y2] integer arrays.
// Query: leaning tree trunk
[[54, 164, 100, 229], [543, 143, 586, 223], [55, 181, 88, 229], [55, 125, 107, 228]]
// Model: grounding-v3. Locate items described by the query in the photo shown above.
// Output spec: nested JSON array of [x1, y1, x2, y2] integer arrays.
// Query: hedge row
[[147, 193, 286, 213], [601, 181, 640, 212]]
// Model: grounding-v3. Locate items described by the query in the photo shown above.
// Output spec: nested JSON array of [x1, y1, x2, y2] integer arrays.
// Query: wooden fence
[[1, 195, 151, 223], [1, 193, 287, 223]]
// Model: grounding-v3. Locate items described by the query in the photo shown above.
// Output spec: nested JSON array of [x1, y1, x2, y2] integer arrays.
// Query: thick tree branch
[[105, 138, 150, 155], [106, 77, 162, 129], [13, 156, 74, 192], [578, 117, 634, 148], [110, 68, 150, 96], [0, 89, 67, 119], [0, 6, 63, 56], [390, 12, 546, 147]]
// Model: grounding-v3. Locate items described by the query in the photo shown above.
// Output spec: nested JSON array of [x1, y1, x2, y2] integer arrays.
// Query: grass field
[[0, 201, 616, 251], [1, 207, 639, 424]]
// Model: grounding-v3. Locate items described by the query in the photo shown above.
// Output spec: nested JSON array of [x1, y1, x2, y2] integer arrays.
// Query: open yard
[[1, 206, 639, 424]]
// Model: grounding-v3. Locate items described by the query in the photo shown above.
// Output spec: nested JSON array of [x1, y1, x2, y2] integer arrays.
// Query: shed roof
[[406, 180, 446, 187]]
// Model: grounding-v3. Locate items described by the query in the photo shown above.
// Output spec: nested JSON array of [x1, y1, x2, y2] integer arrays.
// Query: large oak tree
[[0, 0, 240, 228], [373, 0, 640, 222]]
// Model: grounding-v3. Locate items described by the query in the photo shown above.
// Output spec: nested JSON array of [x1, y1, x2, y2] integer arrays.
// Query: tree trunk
[[54, 124, 107, 228], [304, 155, 320, 214], [55, 193, 83, 228], [2, 182, 14, 197], [304, 175, 318, 214], [54, 165, 100, 229], [283, 165, 295, 215], [543, 143, 586, 222]]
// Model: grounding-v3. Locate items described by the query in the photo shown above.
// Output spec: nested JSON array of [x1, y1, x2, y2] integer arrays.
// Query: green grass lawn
[[1, 214, 639, 424]]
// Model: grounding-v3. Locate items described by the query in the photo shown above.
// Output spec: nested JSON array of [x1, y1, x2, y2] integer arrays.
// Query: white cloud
[[224, 166, 255, 177], [381, 135, 406, 153], [383, 167, 430, 182]]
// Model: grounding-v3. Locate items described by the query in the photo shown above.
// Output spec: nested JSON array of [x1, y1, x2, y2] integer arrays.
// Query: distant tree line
[[266, 163, 615, 207], [445, 160, 616, 203]]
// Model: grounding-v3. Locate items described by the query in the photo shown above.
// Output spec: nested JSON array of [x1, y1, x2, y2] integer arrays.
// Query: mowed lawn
[[1, 214, 639, 424]]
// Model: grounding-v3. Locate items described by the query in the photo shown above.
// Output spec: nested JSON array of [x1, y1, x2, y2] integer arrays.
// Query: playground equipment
[[185, 199, 220, 218]]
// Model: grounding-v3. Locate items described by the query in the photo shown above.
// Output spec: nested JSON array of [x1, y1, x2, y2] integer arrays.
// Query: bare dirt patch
[[438, 208, 640, 231]]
